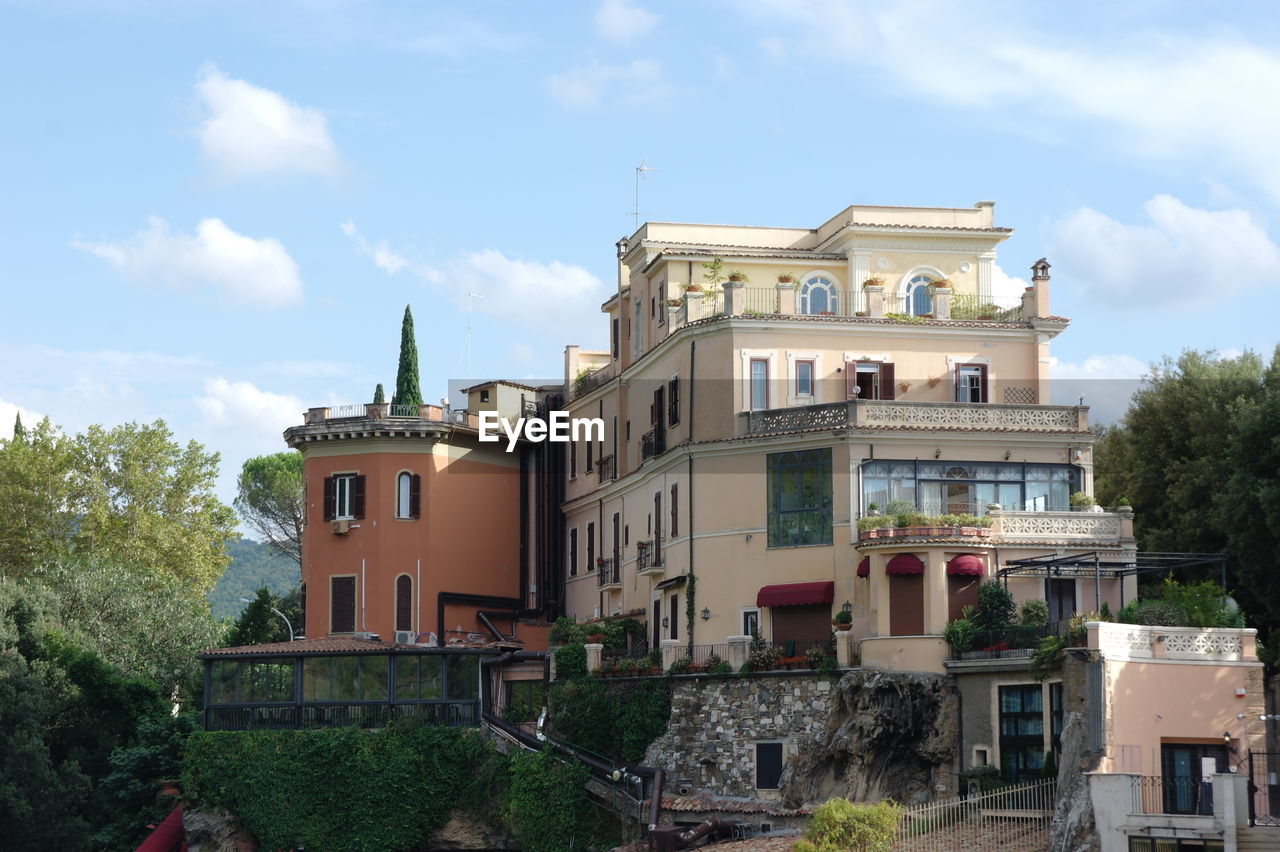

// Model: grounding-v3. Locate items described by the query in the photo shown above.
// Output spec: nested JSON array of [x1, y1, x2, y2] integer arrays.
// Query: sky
[[3, 0, 1280, 505]]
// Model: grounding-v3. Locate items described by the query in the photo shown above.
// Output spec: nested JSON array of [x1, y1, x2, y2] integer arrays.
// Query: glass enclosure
[[862, 460, 1078, 515]]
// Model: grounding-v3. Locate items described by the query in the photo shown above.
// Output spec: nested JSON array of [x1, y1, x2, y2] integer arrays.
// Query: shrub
[[804, 645, 827, 668], [554, 644, 588, 680], [506, 748, 593, 852], [943, 617, 978, 653], [1069, 492, 1097, 509], [834, 609, 853, 626], [549, 616, 584, 646], [974, 582, 1017, 633], [746, 643, 782, 672], [1019, 598, 1049, 627], [794, 797, 901, 852], [817, 655, 840, 675], [704, 653, 733, 675], [958, 765, 1002, 793], [669, 657, 694, 674]]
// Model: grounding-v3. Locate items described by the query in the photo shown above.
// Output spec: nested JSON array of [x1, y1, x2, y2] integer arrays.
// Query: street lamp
[[238, 597, 295, 642]]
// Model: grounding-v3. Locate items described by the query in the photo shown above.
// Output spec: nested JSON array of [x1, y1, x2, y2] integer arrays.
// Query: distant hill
[[208, 538, 301, 621]]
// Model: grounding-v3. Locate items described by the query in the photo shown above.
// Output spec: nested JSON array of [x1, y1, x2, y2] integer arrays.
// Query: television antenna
[[631, 160, 658, 228]]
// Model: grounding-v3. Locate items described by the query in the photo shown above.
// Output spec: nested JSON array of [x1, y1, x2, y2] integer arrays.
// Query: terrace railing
[[895, 778, 1056, 852], [597, 557, 620, 587], [205, 699, 480, 731]]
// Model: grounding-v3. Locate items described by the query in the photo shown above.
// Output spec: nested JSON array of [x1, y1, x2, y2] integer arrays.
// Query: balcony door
[[1161, 743, 1227, 815], [1046, 578, 1076, 627], [847, 361, 895, 401], [750, 359, 769, 410]]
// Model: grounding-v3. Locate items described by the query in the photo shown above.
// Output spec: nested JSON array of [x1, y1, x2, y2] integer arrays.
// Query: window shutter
[[409, 473, 421, 519], [978, 364, 990, 403], [668, 378, 680, 425], [352, 475, 366, 519], [955, 366, 964, 402], [323, 476, 336, 522], [880, 362, 896, 400], [671, 483, 678, 538], [845, 361, 858, 399], [331, 576, 356, 634], [396, 575, 412, 632]]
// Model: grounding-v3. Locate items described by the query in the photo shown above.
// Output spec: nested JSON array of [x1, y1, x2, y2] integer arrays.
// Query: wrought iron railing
[[949, 625, 1053, 660], [636, 539, 657, 572], [205, 699, 480, 731], [596, 557, 619, 587], [572, 365, 616, 400], [597, 454, 616, 484], [687, 643, 731, 667], [641, 429, 665, 460], [1131, 775, 1212, 816], [327, 403, 367, 419], [388, 403, 420, 417], [741, 288, 779, 314]]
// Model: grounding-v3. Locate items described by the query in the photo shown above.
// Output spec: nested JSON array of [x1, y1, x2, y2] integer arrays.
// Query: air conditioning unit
[[394, 630, 416, 644], [353, 631, 380, 641], [331, 519, 350, 535]]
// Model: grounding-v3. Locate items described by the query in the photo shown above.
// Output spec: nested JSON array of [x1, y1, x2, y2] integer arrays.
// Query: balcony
[[640, 429, 666, 460], [597, 454, 616, 484], [301, 403, 475, 427], [636, 540, 661, 574], [597, 557, 620, 588], [994, 509, 1125, 545], [1089, 621, 1257, 664], [740, 399, 1089, 437]]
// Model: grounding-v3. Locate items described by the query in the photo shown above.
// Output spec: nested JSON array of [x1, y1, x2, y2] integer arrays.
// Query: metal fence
[[894, 778, 1056, 852], [741, 287, 779, 314], [206, 700, 480, 731], [1130, 775, 1215, 816], [949, 625, 1052, 660], [687, 643, 731, 667]]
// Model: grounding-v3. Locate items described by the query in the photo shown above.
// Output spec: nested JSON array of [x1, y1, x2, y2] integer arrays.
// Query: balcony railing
[[572, 364, 616, 400], [1091, 621, 1256, 663], [741, 399, 1089, 436], [641, 429, 666, 460], [205, 699, 480, 731], [996, 510, 1123, 542], [636, 539, 658, 572], [597, 454, 616, 484], [597, 557, 620, 587], [1131, 775, 1214, 816], [948, 625, 1053, 661]]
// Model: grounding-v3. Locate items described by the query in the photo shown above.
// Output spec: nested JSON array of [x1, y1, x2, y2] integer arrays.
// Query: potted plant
[[777, 272, 797, 284], [701, 257, 726, 292], [931, 278, 953, 290], [668, 297, 683, 307], [727, 270, 749, 283], [833, 609, 853, 631], [862, 277, 885, 289], [684, 283, 704, 293]]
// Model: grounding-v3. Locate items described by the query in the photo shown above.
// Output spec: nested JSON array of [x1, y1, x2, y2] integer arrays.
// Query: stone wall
[[644, 669, 959, 809], [644, 672, 836, 800]]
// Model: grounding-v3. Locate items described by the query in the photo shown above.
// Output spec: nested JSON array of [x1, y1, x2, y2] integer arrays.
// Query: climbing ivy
[[505, 747, 594, 852], [684, 572, 697, 653]]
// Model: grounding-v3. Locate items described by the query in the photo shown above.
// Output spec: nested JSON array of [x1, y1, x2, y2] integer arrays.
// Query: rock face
[[426, 810, 515, 850], [182, 807, 255, 852], [1049, 711, 1101, 852], [642, 670, 958, 810], [780, 669, 958, 808]]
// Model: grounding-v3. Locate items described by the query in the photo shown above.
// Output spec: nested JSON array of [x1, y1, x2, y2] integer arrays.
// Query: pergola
[[997, 552, 1226, 613]]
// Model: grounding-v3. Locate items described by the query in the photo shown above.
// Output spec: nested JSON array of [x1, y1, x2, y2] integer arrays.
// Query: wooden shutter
[[331, 576, 356, 634], [845, 361, 858, 399], [587, 523, 595, 572], [668, 378, 680, 425], [880, 362, 896, 400], [978, 364, 989, 403], [352, 475, 366, 518], [396, 575, 412, 632], [323, 476, 336, 521], [569, 528, 578, 576], [409, 474, 421, 519], [670, 594, 678, 640], [654, 492, 663, 565], [670, 483, 678, 537]]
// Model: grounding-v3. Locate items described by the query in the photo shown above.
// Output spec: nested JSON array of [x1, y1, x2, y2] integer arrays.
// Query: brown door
[[889, 574, 924, 635]]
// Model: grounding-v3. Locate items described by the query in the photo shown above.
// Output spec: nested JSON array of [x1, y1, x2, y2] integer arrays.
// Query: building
[[560, 202, 1134, 673], [283, 383, 561, 650]]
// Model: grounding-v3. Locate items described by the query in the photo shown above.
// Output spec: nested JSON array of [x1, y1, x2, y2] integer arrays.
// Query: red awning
[[856, 557, 869, 578], [136, 804, 185, 852], [885, 554, 925, 575], [756, 581, 835, 607], [948, 554, 984, 576]]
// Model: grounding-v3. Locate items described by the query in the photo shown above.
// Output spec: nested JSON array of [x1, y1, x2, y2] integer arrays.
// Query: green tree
[[72, 420, 238, 589], [0, 417, 77, 576], [391, 305, 423, 407], [373, 383, 385, 404], [206, 538, 301, 620], [227, 586, 301, 646], [234, 452, 304, 565], [12, 412, 24, 440]]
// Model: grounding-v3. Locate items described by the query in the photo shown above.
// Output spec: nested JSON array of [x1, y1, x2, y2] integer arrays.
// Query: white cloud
[[195, 64, 341, 178], [76, 216, 304, 308], [1049, 195, 1280, 309], [593, 0, 661, 42], [1050, 354, 1146, 424], [341, 221, 609, 343], [738, 3, 1280, 201], [196, 378, 304, 436], [1050, 354, 1147, 381], [990, 263, 1028, 307], [547, 59, 667, 109]]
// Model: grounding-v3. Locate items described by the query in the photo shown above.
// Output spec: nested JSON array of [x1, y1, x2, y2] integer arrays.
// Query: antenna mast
[[632, 160, 657, 228]]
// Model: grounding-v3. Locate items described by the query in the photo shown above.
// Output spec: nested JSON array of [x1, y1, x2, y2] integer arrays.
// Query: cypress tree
[[12, 412, 24, 441], [391, 306, 423, 407], [373, 383, 385, 404]]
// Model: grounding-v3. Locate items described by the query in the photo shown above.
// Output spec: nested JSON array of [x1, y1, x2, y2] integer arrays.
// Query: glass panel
[[446, 655, 479, 700], [751, 360, 768, 410], [796, 362, 813, 396], [303, 658, 331, 702], [332, 656, 359, 701], [998, 483, 1022, 510], [398, 473, 411, 517], [359, 656, 389, 701], [998, 465, 1023, 481], [809, 287, 828, 314], [211, 661, 238, 704]]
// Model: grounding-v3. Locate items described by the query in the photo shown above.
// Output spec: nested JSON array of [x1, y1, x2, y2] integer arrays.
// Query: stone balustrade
[[741, 399, 1089, 436], [1088, 621, 1257, 663]]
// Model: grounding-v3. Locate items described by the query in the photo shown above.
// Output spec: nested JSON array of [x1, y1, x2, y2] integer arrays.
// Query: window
[[861, 460, 1078, 515], [480, 389, 490, 403], [756, 742, 784, 789], [611, 319, 620, 358], [750, 358, 769, 411], [323, 474, 365, 521], [767, 449, 833, 547], [847, 361, 895, 400], [669, 593, 678, 640], [654, 492, 663, 566], [304, 655, 388, 701], [1161, 743, 1227, 815], [586, 439, 593, 472], [569, 528, 578, 577], [906, 274, 933, 316], [331, 575, 356, 634], [668, 377, 680, 426], [956, 363, 989, 403], [795, 360, 815, 397], [999, 684, 1044, 782], [612, 512, 621, 567], [799, 276, 838, 315], [395, 655, 442, 700], [396, 472, 421, 519], [670, 483, 678, 538], [570, 441, 577, 479], [743, 609, 760, 637], [395, 575, 413, 632], [586, 522, 595, 572]]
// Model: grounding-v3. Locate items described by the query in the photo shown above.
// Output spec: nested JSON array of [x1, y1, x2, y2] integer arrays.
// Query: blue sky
[[4, 0, 1279, 504]]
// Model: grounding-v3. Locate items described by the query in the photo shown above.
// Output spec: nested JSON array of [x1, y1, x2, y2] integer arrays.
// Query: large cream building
[[560, 202, 1135, 675]]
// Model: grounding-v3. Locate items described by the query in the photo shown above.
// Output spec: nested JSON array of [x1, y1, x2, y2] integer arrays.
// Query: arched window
[[395, 575, 412, 632], [799, 276, 838, 315], [906, 274, 934, 316], [396, 471, 421, 519]]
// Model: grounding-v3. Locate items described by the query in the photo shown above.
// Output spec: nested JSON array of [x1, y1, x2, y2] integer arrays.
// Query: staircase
[[1238, 827, 1280, 852]]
